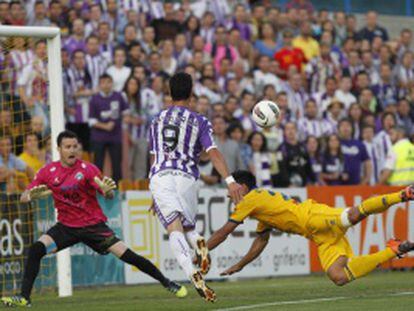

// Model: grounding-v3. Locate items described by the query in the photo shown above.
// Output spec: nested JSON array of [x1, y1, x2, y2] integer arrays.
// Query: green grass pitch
[[19, 271, 414, 310]]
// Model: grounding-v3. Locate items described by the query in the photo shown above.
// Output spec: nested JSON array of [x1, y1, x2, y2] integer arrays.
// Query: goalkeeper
[[207, 170, 414, 286], [2, 131, 187, 308]]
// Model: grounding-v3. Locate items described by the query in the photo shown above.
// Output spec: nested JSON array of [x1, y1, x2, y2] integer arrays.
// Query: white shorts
[[149, 169, 198, 229]]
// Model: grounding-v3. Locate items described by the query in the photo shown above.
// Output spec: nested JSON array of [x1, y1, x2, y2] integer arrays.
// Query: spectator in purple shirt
[[64, 18, 87, 56], [338, 118, 372, 185], [89, 74, 130, 182], [321, 133, 348, 185], [228, 4, 251, 41]]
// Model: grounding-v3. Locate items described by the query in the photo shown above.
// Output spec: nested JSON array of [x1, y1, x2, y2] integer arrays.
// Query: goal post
[[0, 26, 72, 297]]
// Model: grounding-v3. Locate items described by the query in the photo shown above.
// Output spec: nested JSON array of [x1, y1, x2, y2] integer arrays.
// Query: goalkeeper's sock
[[169, 231, 195, 279], [185, 229, 201, 249], [358, 192, 402, 216], [344, 248, 396, 281], [21, 241, 46, 300], [120, 249, 170, 287]]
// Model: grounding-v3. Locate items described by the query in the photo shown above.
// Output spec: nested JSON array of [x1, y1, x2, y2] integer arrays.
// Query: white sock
[[169, 231, 194, 279], [185, 230, 202, 250]]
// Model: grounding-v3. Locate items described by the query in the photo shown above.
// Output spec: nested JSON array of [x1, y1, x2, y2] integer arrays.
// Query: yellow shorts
[[303, 201, 354, 271]]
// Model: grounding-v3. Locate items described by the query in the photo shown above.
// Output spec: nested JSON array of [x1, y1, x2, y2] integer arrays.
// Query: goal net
[[0, 26, 69, 297]]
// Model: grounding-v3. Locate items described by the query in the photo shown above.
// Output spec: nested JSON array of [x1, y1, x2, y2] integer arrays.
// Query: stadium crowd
[[1, 0, 414, 194]]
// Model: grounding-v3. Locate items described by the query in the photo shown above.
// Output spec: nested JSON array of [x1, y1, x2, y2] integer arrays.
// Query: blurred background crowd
[[1, 0, 414, 194]]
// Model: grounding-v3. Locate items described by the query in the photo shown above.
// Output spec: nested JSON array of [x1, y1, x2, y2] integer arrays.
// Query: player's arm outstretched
[[220, 231, 270, 276], [20, 185, 52, 203], [94, 176, 117, 199]]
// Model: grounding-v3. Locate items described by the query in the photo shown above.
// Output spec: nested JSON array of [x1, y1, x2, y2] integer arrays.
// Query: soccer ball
[[251, 100, 280, 128]]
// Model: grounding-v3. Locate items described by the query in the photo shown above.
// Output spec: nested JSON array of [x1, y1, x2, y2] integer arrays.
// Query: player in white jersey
[[148, 73, 243, 302]]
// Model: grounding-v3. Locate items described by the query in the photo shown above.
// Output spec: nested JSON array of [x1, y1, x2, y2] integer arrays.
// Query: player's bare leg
[[185, 229, 211, 275], [108, 241, 187, 298], [326, 185, 414, 286], [1, 235, 57, 308], [168, 219, 216, 302]]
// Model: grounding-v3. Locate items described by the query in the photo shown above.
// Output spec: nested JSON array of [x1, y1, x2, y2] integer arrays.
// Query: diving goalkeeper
[[207, 170, 414, 286], [1, 130, 187, 308]]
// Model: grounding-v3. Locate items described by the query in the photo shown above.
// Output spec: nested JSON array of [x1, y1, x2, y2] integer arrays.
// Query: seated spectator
[[306, 43, 339, 95], [348, 103, 363, 140], [160, 39, 177, 76], [274, 122, 315, 187], [254, 55, 283, 96], [274, 29, 306, 80], [359, 88, 378, 115], [227, 4, 251, 40], [338, 118, 372, 185], [321, 134, 348, 185], [334, 76, 356, 110], [298, 99, 330, 141], [371, 63, 397, 109], [19, 132, 44, 173], [223, 96, 240, 124], [357, 11, 389, 43], [306, 135, 323, 184], [248, 131, 272, 188], [123, 77, 148, 180], [84, 4, 102, 37], [312, 76, 338, 114], [126, 41, 144, 68], [325, 99, 345, 133], [98, 21, 114, 63], [396, 98, 414, 136], [29, 0, 50, 27], [89, 74, 130, 182], [63, 18, 86, 55], [85, 35, 110, 90], [362, 125, 381, 185], [106, 46, 131, 92], [226, 123, 252, 172], [254, 22, 279, 58], [237, 92, 259, 135], [204, 25, 238, 73], [17, 40, 49, 134], [198, 151, 220, 187], [66, 49, 94, 152], [196, 95, 211, 117], [174, 33, 192, 69], [212, 115, 246, 174], [293, 21, 320, 61], [0, 134, 34, 193], [379, 126, 414, 185], [150, 2, 183, 43]]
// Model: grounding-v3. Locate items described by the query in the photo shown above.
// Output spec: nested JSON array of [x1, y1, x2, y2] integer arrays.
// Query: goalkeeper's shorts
[[46, 222, 120, 255]]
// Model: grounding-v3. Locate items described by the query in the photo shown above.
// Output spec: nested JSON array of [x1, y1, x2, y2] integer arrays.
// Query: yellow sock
[[344, 248, 396, 281], [358, 192, 402, 216]]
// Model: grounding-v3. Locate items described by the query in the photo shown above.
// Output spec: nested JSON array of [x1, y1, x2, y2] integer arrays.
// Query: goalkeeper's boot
[[401, 185, 414, 201], [166, 280, 188, 298], [1, 295, 31, 307], [387, 239, 414, 258], [195, 237, 211, 275], [191, 271, 216, 302]]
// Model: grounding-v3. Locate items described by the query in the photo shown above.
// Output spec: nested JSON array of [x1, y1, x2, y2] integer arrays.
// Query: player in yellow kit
[[206, 170, 414, 286]]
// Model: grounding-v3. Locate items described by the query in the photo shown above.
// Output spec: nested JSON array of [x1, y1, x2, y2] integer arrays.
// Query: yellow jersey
[[230, 189, 311, 236]]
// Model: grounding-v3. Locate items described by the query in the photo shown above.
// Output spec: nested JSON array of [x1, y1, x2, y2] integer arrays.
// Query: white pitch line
[[214, 291, 414, 311], [214, 296, 347, 311]]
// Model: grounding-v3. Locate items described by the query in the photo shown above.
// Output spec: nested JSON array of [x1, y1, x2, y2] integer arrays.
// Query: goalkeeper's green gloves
[[28, 185, 52, 200], [94, 176, 117, 196]]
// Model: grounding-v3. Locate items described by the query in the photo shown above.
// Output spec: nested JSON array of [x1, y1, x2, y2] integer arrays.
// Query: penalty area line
[[214, 291, 414, 311]]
